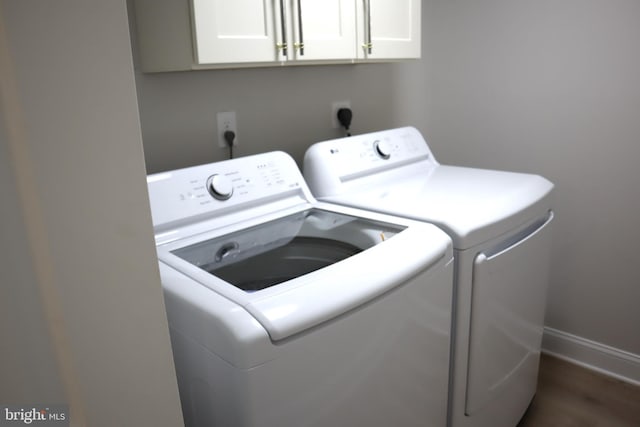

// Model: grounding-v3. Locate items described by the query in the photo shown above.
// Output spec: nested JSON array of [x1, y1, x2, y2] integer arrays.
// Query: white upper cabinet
[[290, 0, 357, 61], [133, 0, 420, 72], [356, 0, 421, 60], [193, 0, 356, 64], [191, 0, 278, 64]]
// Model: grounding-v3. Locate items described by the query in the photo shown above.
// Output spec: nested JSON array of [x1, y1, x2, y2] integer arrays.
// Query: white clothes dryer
[[147, 151, 454, 427], [303, 127, 554, 427]]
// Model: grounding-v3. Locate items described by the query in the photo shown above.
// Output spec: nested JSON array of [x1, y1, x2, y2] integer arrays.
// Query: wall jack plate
[[217, 111, 238, 148]]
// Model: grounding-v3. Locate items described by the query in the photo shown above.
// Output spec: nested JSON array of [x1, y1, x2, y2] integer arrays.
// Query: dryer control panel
[[147, 151, 310, 230], [303, 127, 439, 197]]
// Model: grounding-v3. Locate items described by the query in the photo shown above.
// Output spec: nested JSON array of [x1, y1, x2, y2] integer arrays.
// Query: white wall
[[0, 1, 183, 425], [423, 0, 640, 361]]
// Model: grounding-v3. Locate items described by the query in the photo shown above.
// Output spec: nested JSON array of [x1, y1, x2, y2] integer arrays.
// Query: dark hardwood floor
[[517, 354, 640, 427]]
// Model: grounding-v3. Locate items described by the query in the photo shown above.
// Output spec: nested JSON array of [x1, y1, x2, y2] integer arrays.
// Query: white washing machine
[[146, 151, 454, 427], [303, 127, 554, 427]]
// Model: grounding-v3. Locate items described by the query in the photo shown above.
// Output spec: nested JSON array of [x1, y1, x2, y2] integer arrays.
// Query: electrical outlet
[[217, 111, 238, 148], [331, 101, 351, 128]]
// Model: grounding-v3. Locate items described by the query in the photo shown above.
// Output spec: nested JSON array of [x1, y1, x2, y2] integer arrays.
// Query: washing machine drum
[[212, 236, 361, 291], [170, 208, 404, 293]]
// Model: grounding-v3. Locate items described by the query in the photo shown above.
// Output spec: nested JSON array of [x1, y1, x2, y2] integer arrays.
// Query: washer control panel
[[147, 152, 307, 229], [206, 174, 234, 200]]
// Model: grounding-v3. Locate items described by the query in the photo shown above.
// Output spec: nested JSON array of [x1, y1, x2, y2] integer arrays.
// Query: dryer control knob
[[374, 139, 392, 159], [207, 174, 233, 200]]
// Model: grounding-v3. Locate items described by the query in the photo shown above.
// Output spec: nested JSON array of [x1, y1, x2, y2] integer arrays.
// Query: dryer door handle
[[482, 211, 554, 260]]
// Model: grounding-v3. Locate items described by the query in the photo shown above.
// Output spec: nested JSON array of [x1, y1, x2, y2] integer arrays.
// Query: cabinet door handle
[[278, 0, 288, 57], [364, 0, 373, 54], [295, 0, 305, 55]]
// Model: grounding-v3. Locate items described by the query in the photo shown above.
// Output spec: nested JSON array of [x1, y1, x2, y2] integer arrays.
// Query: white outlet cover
[[217, 111, 238, 147]]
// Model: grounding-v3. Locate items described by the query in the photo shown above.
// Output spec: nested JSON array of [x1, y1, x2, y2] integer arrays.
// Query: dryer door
[[465, 212, 554, 417]]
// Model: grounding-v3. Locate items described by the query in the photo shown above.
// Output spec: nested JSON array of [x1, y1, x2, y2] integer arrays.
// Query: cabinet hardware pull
[[296, 0, 305, 55], [364, 0, 373, 54], [278, 0, 288, 57]]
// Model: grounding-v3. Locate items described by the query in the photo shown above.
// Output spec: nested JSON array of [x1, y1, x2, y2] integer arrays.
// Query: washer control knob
[[373, 139, 392, 159], [206, 174, 233, 200]]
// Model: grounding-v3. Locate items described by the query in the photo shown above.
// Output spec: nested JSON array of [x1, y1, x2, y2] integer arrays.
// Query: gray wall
[[0, 67, 66, 406], [423, 0, 640, 356], [0, 1, 183, 425], [128, 2, 428, 173], [131, 0, 640, 361]]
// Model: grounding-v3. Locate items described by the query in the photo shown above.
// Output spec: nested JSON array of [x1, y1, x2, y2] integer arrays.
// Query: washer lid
[[157, 207, 451, 341]]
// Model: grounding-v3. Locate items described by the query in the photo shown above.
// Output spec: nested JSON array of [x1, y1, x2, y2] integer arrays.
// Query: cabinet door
[[356, 0, 421, 59], [192, 0, 278, 64], [290, 0, 357, 61]]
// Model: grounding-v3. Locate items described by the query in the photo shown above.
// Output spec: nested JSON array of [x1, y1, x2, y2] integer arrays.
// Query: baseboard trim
[[542, 327, 640, 387]]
